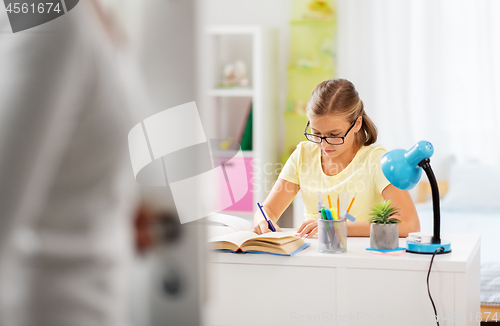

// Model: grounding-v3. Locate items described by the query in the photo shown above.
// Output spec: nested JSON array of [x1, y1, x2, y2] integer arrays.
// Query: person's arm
[[381, 184, 420, 237], [346, 185, 420, 237], [252, 178, 300, 234], [345, 220, 371, 237]]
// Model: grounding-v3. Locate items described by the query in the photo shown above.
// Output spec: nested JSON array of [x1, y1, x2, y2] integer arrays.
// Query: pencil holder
[[318, 219, 347, 254]]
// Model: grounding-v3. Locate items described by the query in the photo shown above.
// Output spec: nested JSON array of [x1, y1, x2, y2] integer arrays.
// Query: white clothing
[[0, 3, 140, 326]]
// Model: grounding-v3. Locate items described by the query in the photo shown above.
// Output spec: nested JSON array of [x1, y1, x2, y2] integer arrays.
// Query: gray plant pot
[[370, 223, 399, 249]]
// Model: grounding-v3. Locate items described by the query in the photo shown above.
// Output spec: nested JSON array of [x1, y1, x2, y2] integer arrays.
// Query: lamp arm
[[418, 158, 441, 244]]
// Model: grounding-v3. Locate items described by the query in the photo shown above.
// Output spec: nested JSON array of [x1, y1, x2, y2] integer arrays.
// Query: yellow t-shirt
[[279, 141, 391, 222]]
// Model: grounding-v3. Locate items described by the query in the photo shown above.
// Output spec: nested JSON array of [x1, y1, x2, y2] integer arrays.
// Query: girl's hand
[[252, 219, 282, 235], [295, 219, 318, 238]]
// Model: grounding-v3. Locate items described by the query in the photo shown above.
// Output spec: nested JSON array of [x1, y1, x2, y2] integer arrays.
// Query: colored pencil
[[347, 193, 357, 213]]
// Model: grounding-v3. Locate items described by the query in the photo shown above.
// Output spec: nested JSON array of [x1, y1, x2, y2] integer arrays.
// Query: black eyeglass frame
[[303, 119, 358, 145]]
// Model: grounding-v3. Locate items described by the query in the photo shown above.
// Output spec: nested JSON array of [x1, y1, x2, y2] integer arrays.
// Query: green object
[[369, 200, 402, 225], [240, 105, 253, 151], [320, 207, 328, 220], [320, 206, 335, 243]]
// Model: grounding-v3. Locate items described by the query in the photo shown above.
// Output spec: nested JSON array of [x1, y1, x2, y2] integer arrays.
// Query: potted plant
[[369, 200, 402, 250]]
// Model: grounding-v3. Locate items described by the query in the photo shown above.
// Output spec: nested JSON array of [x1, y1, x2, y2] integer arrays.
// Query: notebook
[[209, 231, 310, 256]]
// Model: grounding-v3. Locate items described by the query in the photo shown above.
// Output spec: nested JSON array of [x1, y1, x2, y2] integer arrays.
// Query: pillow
[[440, 163, 500, 211]]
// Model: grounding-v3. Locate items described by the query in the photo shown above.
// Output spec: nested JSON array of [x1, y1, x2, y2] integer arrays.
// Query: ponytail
[[354, 100, 377, 148]]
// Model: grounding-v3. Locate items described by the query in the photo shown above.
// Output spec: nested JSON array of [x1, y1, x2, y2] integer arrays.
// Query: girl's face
[[308, 114, 362, 160]]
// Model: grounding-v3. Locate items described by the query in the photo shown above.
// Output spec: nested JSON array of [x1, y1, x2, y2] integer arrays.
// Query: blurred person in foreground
[[0, 1, 144, 325]]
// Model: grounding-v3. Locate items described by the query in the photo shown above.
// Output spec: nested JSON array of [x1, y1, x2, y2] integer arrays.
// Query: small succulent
[[369, 200, 402, 225]]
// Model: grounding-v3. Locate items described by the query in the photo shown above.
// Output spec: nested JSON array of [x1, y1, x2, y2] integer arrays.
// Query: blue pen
[[257, 202, 276, 232]]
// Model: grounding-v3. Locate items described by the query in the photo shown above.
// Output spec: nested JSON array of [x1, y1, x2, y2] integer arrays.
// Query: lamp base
[[406, 240, 451, 254]]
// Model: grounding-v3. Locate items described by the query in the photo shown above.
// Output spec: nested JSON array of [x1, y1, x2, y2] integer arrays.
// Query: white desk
[[206, 233, 480, 326]]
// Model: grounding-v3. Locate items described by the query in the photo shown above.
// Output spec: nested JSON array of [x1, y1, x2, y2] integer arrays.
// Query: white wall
[[139, 0, 196, 111]]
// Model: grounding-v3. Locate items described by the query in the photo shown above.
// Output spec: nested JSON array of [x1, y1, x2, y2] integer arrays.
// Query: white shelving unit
[[204, 25, 278, 217]]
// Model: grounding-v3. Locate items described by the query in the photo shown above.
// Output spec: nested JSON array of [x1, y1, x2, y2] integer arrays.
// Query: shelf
[[207, 88, 254, 97], [205, 25, 277, 207]]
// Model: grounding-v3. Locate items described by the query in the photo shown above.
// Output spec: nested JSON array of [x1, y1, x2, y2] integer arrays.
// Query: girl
[[253, 78, 420, 238]]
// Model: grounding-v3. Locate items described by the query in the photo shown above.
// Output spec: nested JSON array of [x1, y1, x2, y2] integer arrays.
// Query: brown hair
[[305, 78, 377, 148]]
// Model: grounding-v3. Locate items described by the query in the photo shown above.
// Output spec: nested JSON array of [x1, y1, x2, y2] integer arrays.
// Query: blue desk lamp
[[381, 141, 451, 254]]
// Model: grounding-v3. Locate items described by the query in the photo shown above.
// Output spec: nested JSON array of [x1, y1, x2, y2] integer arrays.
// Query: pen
[[321, 206, 328, 220], [321, 206, 334, 244], [327, 191, 332, 209], [325, 207, 334, 220], [331, 207, 338, 220], [329, 206, 345, 248], [318, 201, 325, 222], [257, 202, 276, 232]]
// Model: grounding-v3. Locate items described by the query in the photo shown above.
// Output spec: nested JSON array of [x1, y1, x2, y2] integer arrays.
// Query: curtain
[[336, 0, 500, 168]]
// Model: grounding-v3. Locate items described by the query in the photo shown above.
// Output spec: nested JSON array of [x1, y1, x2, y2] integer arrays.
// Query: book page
[[241, 238, 306, 255], [245, 231, 300, 246], [256, 230, 298, 239], [209, 231, 258, 248]]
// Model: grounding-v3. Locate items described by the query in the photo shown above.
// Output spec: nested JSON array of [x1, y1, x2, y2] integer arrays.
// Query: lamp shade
[[380, 141, 434, 190]]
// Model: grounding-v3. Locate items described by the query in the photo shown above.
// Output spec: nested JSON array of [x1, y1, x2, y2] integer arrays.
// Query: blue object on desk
[[381, 141, 451, 255], [406, 240, 451, 254], [257, 202, 276, 232]]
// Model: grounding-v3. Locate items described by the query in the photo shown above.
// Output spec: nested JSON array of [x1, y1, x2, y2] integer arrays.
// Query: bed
[[417, 163, 500, 321]]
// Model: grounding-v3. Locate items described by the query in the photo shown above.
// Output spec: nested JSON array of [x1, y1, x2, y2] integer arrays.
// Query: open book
[[209, 231, 310, 256]]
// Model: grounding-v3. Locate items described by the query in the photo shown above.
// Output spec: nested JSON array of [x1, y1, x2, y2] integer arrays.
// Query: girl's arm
[[382, 184, 420, 237], [346, 185, 420, 237], [252, 178, 300, 234]]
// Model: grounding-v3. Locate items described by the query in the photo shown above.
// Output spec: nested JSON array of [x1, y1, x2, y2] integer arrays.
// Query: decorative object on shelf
[[369, 200, 401, 250], [381, 140, 451, 254], [305, 0, 334, 20], [220, 60, 249, 88]]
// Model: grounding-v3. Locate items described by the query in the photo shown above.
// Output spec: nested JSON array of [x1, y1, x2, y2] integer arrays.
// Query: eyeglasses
[[304, 119, 357, 145]]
